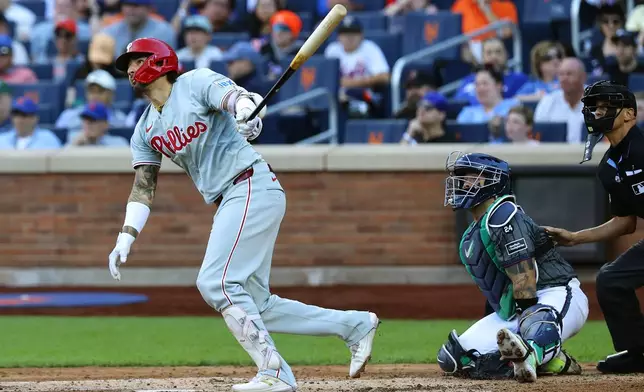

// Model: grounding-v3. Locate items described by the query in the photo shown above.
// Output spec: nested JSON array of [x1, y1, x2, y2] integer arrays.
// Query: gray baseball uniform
[[130, 68, 374, 385]]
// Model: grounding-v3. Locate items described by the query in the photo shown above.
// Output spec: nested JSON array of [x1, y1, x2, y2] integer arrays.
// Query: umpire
[[544, 80, 644, 374]]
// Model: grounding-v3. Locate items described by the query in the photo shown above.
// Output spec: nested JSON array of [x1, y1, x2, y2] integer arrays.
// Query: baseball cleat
[[539, 349, 582, 375], [496, 328, 537, 383], [349, 312, 380, 378], [597, 350, 644, 374], [232, 375, 296, 392]]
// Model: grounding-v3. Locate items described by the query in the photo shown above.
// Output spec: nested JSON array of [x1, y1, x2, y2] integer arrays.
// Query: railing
[[265, 87, 339, 144], [390, 20, 522, 114], [571, 0, 635, 56]]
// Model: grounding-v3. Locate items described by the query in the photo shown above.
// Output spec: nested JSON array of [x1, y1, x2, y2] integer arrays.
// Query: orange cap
[[270, 10, 302, 37]]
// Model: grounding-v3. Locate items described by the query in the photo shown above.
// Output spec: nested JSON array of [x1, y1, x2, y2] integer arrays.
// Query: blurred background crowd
[[0, 0, 643, 148]]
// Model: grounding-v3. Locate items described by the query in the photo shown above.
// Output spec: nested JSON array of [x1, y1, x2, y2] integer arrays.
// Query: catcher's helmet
[[581, 80, 636, 135], [115, 38, 179, 84], [444, 151, 512, 210]]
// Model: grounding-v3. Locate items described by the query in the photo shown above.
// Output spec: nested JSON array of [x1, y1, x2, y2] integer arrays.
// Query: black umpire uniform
[[581, 81, 644, 373]]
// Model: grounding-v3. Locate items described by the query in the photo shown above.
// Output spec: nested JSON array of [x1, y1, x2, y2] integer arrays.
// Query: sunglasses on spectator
[[56, 31, 75, 40], [541, 50, 562, 62]]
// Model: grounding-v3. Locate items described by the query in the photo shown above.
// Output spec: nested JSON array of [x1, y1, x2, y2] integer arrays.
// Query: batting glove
[[236, 116, 262, 140], [108, 232, 136, 281]]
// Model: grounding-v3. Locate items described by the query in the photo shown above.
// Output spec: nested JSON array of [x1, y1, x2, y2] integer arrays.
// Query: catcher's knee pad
[[519, 304, 563, 361], [437, 330, 513, 379]]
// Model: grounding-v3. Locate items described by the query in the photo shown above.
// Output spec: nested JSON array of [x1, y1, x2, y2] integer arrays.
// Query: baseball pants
[[458, 278, 589, 359], [596, 240, 644, 352]]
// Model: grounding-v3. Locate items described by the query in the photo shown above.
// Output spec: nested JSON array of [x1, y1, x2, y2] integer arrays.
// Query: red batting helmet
[[115, 38, 179, 84]]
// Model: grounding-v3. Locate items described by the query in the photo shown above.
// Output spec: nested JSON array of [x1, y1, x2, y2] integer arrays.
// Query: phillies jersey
[[130, 68, 262, 204]]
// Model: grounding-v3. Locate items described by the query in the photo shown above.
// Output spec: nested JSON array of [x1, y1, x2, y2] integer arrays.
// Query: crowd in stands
[[2, 0, 644, 148]]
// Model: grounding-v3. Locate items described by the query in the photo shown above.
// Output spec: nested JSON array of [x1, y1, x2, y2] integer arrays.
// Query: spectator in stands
[[221, 41, 266, 93], [587, 4, 625, 75], [625, 1, 644, 53], [325, 17, 390, 117], [503, 105, 539, 145], [454, 37, 528, 105], [66, 102, 129, 147], [0, 81, 11, 130], [176, 15, 223, 69], [384, 0, 438, 16], [30, 0, 92, 63], [57, 69, 127, 131], [0, 97, 61, 149], [456, 66, 518, 124], [0, 35, 37, 84], [0, 0, 36, 42], [451, 0, 518, 65], [259, 10, 303, 80], [125, 94, 149, 127], [73, 32, 121, 81], [0, 13, 26, 65], [103, 0, 177, 54], [394, 69, 436, 119], [48, 20, 86, 83], [200, 0, 240, 33], [534, 57, 586, 143], [245, 0, 280, 38], [605, 29, 644, 86], [400, 91, 453, 144], [516, 41, 564, 103], [635, 91, 644, 128], [100, 0, 167, 29]]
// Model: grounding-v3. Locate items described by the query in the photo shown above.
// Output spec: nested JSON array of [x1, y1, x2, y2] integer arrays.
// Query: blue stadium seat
[[29, 63, 52, 80], [180, 60, 195, 72], [108, 127, 134, 142], [446, 123, 490, 143], [211, 33, 250, 50], [364, 31, 402, 68], [285, 0, 317, 14], [209, 60, 227, 76], [352, 0, 386, 11], [629, 73, 644, 92], [74, 79, 133, 105], [402, 12, 462, 59], [112, 101, 131, 113], [20, 0, 46, 18], [446, 100, 468, 120], [344, 119, 408, 143], [52, 128, 68, 144], [298, 12, 313, 32], [433, 0, 455, 9], [9, 82, 66, 123], [277, 55, 339, 110], [154, 0, 180, 22], [351, 11, 387, 31], [532, 122, 567, 142], [522, 0, 571, 24], [37, 107, 55, 124]]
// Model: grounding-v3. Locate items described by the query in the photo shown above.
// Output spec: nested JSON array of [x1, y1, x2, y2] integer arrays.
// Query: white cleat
[[232, 375, 296, 392], [349, 312, 380, 378], [496, 328, 538, 383]]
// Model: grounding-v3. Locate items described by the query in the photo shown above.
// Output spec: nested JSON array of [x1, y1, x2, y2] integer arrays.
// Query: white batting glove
[[108, 232, 136, 281], [236, 116, 263, 140]]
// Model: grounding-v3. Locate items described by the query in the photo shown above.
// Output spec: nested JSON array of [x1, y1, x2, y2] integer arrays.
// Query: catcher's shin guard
[[437, 330, 513, 380], [519, 304, 563, 365]]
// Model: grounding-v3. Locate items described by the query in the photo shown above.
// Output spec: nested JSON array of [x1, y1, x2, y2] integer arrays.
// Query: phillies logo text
[[150, 121, 208, 157]]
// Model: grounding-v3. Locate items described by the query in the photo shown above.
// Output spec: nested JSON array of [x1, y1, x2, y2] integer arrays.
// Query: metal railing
[[571, 0, 635, 56], [390, 20, 522, 114], [265, 87, 339, 144]]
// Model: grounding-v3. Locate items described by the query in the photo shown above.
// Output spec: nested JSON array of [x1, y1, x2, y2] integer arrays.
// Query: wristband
[[516, 297, 538, 314], [123, 202, 150, 234]]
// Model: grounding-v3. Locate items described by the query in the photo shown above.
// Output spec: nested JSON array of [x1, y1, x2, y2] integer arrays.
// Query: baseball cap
[[11, 96, 38, 115], [55, 19, 77, 35], [85, 69, 117, 91], [0, 34, 12, 55], [183, 15, 212, 33], [405, 70, 436, 89], [81, 101, 109, 121], [418, 91, 448, 112], [221, 41, 262, 64], [270, 10, 302, 37], [88, 33, 115, 65], [337, 16, 362, 34], [611, 29, 637, 46]]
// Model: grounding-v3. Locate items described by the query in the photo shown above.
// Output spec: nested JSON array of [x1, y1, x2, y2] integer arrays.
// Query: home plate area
[[2, 364, 644, 392]]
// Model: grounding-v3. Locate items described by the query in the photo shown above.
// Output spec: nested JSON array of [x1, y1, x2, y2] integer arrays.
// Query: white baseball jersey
[[130, 68, 262, 204], [324, 39, 390, 79]]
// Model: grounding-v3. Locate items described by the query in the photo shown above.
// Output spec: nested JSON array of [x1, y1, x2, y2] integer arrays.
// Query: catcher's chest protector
[[459, 195, 516, 320]]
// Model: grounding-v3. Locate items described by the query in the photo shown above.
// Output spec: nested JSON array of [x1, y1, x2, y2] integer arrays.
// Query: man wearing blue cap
[[400, 91, 453, 144], [67, 102, 129, 147], [0, 96, 61, 149], [221, 41, 266, 93], [176, 15, 223, 69], [0, 34, 37, 84]]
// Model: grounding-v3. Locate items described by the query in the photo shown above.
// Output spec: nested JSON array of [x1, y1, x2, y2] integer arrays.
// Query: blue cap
[[338, 15, 362, 33], [12, 96, 38, 115], [183, 15, 212, 33], [0, 34, 12, 55], [221, 41, 261, 64], [419, 92, 448, 112], [81, 101, 109, 121]]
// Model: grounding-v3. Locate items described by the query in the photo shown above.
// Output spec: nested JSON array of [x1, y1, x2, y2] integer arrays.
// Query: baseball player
[[107, 38, 380, 392], [438, 151, 589, 382]]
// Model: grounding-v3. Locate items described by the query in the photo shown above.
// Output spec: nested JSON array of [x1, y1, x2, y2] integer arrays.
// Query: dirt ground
[[2, 284, 644, 391]]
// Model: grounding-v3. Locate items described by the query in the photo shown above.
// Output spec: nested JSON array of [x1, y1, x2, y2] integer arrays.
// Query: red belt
[[214, 164, 274, 207]]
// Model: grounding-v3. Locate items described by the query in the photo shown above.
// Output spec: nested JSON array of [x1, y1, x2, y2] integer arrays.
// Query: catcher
[[437, 151, 589, 382]]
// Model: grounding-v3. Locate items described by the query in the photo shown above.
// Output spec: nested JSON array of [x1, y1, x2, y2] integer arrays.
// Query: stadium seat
[[211, 33, 250, 50], [532, 122, 567, 142], [277, 55, 339, 110], [522, 0, 571, 24], [629, 73, 644, 92], [9, 81, 66, 123], [208, 61, 227, 76], [352, 0, 386, 12], [364, 31, 402, 68], [445, 100, 469, 121], [74, 79, 133, 106], [180, 60, 196, 72], [154, 0, 181, 22], [285, 0, 317, 14], [20, 0, 46, 18], [29, 63, 53, 80], [108, 127, 134, 142], [432, 0, 455, 9], [298, 12, 313, 32], [402, 12, 461, 59], [446, 123, 490, 143], [351, 11, 387, 31], [52, 128, 68, 144], [344, 119, 407, 143]]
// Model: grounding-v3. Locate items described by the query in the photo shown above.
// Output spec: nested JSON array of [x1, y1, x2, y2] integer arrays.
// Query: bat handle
[[247, 67, 296, 121]]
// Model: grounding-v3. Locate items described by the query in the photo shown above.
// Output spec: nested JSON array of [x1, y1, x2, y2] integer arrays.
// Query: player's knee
[[519, 304, 562, 353], [196, 273, 231, 311]]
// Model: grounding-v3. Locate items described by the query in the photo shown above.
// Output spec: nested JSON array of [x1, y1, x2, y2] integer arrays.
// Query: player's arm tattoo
[[505, 258, 537, 299], [122, 165, 159, 237]]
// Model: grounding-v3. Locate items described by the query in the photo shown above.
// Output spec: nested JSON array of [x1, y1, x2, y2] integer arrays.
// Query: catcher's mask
[[580, 80, 637, 163], [444, 151, 512, 210]]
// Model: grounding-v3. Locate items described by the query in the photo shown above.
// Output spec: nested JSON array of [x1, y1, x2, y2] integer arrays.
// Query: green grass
[[0, 317, 615, 368]]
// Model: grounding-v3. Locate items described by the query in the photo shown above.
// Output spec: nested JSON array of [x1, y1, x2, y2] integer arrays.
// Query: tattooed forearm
[[506, 259, 537, 299], [128, 165, 159, 207]]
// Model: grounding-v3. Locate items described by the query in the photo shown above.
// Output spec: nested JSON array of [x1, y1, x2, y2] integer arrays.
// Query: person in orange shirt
[[451, 0, 518, 64]]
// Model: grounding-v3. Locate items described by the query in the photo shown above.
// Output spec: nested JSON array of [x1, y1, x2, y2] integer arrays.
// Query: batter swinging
[[438, 151, 589, 382], [107, 38, 379, 392]]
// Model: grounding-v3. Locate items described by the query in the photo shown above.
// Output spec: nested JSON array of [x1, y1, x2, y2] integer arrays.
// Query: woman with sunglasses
[[586, 4, 626, 76], [515, 41, 565, 103]]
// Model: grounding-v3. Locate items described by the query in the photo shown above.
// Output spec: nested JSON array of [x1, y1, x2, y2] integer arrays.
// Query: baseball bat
[[247, 4, 348, 120]]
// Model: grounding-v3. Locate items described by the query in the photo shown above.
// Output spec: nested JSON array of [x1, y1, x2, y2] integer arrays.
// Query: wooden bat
[[247, 4, 348, 120]]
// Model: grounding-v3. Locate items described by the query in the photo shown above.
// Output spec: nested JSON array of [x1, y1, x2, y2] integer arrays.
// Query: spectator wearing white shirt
[[534, 57, 587, 143], [324, 16, 390, 117], [0, 97, 61, 149], [176, 15, 222, 69], [0, 0, 35, 42]]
